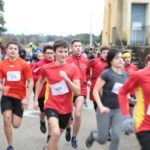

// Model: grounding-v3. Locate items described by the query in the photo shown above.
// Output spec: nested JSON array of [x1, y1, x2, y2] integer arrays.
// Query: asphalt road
[[0, 94, 140, 150]]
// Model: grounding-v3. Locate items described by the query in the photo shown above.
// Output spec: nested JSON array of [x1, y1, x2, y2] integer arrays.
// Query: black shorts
[[45, 109, 71, 129], [1, 95, 24, 118], [38, 97, 45, 112], [136, 131, 150, 150]]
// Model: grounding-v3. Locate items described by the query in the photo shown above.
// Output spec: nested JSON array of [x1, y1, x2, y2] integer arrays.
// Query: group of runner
[[0, 40, 150, 150]]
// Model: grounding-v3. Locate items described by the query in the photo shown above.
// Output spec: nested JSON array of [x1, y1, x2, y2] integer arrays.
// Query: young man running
[[89, 46, 109, 110], [34, 39, 80, 150], [67, 39, 89, 148], [0, 42, 33, 150], [32, 45, 55, 135], [122, 51, 138, 116]]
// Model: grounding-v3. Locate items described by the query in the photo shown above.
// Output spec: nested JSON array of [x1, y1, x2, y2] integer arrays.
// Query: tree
[[0, 0, 6, 35]]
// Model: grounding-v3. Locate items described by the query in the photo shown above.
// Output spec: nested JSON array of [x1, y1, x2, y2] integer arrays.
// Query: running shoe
[[85, 131, 95, 148], [71, 137, 78, 148], [65, 127, 71, 142], [40, 121, 47, 133], [6, 145, 14, 150]]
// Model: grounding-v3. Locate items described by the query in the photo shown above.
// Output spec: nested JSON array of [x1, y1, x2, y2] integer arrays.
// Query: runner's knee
[[51, 131, 61, 141]]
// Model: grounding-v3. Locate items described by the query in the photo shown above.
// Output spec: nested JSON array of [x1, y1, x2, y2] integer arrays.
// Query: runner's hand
[[128, 97, 136, 105], [33, 99, 39, 110], [99, 106, 110, 114], [87, 80, 91, 87], [21, 98, 29, 109], [59, 70, 69, 82], [2, 86, 10, 95]]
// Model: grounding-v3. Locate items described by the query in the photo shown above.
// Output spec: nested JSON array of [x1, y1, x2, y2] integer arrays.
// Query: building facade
[[102, 0, 150, 47]]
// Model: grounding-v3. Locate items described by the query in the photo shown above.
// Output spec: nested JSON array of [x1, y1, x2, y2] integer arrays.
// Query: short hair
[[53, 39, 69, 52], [100, 46, 109, 53], [70, 39, 82, 47], [6, 42, 19, 49], [43, 45, 53, 53]]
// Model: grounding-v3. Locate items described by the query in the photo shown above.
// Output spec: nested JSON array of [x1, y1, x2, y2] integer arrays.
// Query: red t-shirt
[[32, 59, 53, 98], [40, 62, 80, 114], [89, 57, 107, 100], [67, 54, 89, 95], [90, 57, 108, 89], [0, 57, 33, 100], [119, 66, 150, 133], [124, 63, 138, 96], [124, 63, 138, 75]]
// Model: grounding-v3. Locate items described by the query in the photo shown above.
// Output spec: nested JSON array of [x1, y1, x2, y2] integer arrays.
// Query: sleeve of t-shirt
[[71, 64, 81, 81], [118, 72, 139, 116], [23, 62, 33, 79], [100, 69, 109, 82], [32, 62, 42, 82], [40, 67, 47, 79]]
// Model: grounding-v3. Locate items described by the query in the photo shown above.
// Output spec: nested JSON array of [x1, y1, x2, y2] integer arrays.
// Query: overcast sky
[[4, 0, 105, 36]]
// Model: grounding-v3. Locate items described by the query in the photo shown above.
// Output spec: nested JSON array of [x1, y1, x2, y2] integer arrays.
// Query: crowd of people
[[0, 39, 150, 150]]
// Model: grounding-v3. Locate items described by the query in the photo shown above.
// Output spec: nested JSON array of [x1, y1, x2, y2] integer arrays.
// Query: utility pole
[[90, 12, 93, 47]]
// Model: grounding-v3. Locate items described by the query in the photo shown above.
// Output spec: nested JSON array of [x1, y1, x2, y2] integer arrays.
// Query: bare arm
[[93, 77, 110, 114], [68, 79, 80, 96], [60, 71, 80, 96], [22, 78, 34, 109], [0, 79, 10, 93], [33, 76, 46, 109]]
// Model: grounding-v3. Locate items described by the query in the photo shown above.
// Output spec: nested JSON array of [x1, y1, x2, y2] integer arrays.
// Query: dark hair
[[70, 39, 82, 46], [100, 46, 109, 53], [145, 54, 150, 65], [43, 45, 53, 53], [53, 39, 69, 52], [6, 42, 19, 49], [106, 48, 121, 68]]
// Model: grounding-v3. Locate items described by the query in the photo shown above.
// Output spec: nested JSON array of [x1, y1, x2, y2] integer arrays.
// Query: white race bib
[[7, 71, 21, 81], [50, 80, 69, 96], [111, 82, 123, 94]]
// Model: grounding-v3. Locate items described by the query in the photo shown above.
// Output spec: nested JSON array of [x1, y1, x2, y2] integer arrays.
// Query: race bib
[[111, 82, 123, 94], [50, 80, 69, 96], [7, 71, 21, 81]]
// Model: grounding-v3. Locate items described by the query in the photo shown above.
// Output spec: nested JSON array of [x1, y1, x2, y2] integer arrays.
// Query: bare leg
[[72, 96, 84, 138], [3, 110, 13, 145], [47, 117, 62, 150]]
